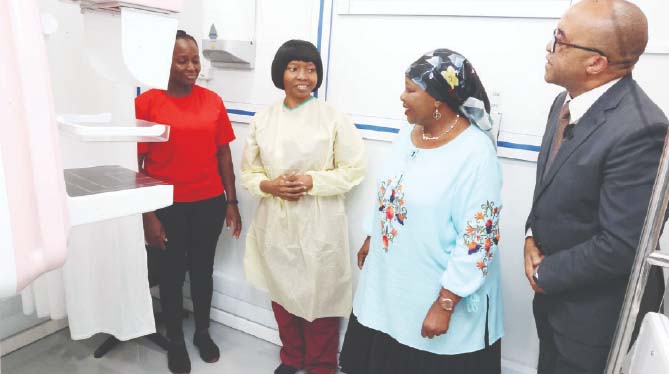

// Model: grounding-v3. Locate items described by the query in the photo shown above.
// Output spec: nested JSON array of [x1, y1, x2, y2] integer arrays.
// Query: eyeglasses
[[550, 29, 608, 57]]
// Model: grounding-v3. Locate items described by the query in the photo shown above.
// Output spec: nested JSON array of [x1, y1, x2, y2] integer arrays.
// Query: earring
[[433, 107, 442, 120]]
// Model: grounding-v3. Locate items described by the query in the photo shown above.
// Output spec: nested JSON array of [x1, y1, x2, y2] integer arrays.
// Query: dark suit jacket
[[527, 75, 668, 347]]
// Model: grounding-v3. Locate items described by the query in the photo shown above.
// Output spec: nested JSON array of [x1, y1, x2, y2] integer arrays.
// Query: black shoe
[[167, 340, 191, 374], [274, 363, 298, 374], [193, 332, 220, 363]]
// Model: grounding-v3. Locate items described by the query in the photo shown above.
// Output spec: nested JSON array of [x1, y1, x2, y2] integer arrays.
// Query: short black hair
[[176, 29, 198, 48], [271, 40, 323, 91]]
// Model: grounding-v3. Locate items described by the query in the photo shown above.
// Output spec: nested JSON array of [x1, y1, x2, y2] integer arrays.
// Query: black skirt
[[339, 314, 501, 374]]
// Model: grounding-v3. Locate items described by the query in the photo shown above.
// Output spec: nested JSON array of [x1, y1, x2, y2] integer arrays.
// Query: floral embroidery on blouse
[[378, 175, 408, 251], [463, 201, 500, 277]]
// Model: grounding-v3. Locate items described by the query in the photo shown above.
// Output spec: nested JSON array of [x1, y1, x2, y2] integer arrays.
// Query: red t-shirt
[[135, 85, 236, 202]]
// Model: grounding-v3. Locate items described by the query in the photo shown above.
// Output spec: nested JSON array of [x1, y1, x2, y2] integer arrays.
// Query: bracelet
[[227, 199, 239, 205]]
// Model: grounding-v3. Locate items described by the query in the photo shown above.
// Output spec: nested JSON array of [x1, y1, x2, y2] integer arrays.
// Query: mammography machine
[[0, 0, 181, 300]]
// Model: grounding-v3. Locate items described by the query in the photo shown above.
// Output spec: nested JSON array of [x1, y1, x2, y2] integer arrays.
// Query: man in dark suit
[[524, 1, 668, 373]]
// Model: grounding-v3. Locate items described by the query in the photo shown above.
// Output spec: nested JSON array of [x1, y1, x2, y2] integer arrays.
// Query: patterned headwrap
[[406, 49, 493, 141]]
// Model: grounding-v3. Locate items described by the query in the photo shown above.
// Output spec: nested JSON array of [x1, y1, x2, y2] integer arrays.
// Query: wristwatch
[[533, 265, 540, 283], [438, 296, 455, 311]]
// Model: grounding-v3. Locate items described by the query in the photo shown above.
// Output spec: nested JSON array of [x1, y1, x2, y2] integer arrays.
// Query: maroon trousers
[[271, 302, 339, 374]]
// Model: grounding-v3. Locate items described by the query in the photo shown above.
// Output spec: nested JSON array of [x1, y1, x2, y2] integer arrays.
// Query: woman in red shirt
[[136, 30, 241, 374]]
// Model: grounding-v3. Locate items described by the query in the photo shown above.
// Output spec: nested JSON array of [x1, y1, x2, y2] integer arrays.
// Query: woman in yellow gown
[[241, 40, 365, 374]]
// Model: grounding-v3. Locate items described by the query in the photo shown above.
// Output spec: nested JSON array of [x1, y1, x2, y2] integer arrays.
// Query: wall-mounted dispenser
[[202, 23, 256, 70]]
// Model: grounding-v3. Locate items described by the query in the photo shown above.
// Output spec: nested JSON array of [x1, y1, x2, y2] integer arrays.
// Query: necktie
[[545, 100, 571, 173]]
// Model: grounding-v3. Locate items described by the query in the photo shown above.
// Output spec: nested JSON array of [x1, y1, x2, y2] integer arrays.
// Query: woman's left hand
[[226, 204, 242, 239], [420, 301, 453, 339], [421, 301, 453, 339]]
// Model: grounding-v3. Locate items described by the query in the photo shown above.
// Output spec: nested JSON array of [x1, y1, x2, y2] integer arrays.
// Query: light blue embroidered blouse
[[352, 124, 504, 355]]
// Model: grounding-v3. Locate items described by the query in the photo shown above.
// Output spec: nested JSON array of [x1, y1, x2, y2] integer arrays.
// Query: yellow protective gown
[[241, 97, 365, 321]]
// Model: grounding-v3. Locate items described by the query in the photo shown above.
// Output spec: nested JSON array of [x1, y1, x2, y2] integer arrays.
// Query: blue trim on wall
[[314, 0, 325, 98], [226, 108, 539, 151], [227, 109, 256, 117], [324, 0, 335, 100], [355, 124, 401, 134], [317, 0, 325, 52], [496, 141, 541, 152]]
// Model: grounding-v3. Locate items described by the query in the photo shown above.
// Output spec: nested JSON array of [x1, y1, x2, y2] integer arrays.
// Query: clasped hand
[[262, 173, 312, 201]]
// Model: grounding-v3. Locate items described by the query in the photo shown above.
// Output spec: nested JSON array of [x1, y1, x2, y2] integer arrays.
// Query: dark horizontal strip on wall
[[227, 108, 539, 152], [355, 124, 400, 134], [496, 141, 541, 152], [227, 109, 256, 117]]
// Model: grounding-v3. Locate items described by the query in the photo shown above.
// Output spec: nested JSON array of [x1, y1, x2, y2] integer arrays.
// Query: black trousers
[[154, 194, 226, 341], [535, 311, 610, 374], [535, 267, 665, 374]]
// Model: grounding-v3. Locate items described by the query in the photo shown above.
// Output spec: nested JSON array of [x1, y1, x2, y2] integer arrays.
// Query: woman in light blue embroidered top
[[340, 49, 503, 374]]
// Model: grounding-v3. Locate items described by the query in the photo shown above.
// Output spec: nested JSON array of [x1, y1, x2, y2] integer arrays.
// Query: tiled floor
[[1, 318, 295, 374]]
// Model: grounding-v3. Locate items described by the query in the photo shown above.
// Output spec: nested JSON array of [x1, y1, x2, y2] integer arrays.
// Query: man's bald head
[[569, 0, 648, 68]]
